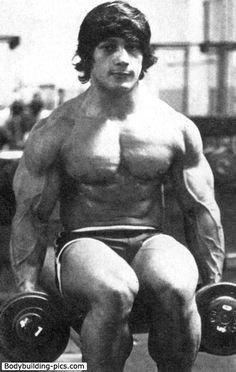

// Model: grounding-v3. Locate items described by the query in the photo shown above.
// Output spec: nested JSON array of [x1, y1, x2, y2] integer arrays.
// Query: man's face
[[90, 37, 143, 93]]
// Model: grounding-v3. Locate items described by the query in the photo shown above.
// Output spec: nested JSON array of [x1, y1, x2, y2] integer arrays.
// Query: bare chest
[[61, 116, 178, 182]]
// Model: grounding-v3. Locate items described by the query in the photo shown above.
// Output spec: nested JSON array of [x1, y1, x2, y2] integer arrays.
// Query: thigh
[[59, 238, 139, 307], [131, 233, 199, 304]]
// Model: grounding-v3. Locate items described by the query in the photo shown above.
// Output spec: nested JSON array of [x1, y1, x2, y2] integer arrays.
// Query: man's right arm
[[10, 126, 61, 292]]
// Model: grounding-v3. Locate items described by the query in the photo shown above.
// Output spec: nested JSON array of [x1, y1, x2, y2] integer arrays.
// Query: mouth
[[110, 71, 132, 78]]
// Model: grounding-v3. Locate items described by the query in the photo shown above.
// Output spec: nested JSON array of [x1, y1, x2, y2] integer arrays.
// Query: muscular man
[[10, 1, 224, 371]]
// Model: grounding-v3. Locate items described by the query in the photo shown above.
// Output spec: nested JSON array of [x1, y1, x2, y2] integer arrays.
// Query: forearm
[[10, 212, 48, 292], [184, 203, 225, 285]]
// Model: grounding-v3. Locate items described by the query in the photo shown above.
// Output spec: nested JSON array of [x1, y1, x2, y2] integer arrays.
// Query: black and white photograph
[[1, 1, 236, 371]]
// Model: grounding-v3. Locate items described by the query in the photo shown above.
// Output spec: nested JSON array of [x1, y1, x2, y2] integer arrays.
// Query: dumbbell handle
[[16, 313, 44, 341]]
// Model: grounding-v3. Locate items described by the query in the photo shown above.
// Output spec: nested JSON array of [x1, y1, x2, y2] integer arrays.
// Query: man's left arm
[[172, 119, 225, 285]]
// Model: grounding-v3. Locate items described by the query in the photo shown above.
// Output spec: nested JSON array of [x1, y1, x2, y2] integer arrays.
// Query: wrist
[[201, 276, 222, 287], [18, 281, 37, 293], [200, 269, 223, 286]]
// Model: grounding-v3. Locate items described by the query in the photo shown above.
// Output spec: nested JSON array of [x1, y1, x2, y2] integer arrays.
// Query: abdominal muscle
[[60, 177, 164, 230]]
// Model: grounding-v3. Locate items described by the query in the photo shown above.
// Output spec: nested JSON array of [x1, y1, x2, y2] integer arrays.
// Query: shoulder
[[146, 95, 186, 128], [151, 98, 198, 133], [180, 114, 203, 161], [23, 94, 85, 173], [148, 97, 199, 138], [156, 99, 202, 147], [45, 93, 85, 127], [150, 97, 203, 161], [173, 112, 204, 167]]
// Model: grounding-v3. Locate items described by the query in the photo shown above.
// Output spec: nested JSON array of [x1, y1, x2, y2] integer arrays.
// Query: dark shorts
[[54, 226, 160, 295]]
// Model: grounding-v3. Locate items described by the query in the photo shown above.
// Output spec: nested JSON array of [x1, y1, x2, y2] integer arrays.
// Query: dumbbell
[[196, 282, 236, 356], [0, 291, 70, 362]]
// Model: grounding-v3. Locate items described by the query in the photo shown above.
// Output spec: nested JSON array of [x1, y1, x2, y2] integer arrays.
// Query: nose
[[114, 46, 129, 67]]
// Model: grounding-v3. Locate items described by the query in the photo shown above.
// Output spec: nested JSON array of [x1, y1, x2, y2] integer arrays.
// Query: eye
[[101, 43, 117, 53], [126, 43, 140, 53]]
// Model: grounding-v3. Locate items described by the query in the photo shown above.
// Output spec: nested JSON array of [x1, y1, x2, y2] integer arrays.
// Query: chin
[[107, 82, 138, 95]]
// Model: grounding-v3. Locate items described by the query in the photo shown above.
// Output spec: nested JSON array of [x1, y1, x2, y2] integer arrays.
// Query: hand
[[18, 280, 38, 293]]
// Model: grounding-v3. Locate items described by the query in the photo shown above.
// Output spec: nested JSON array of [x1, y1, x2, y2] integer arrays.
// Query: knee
[[159, 268, 199, 318], [173, 263, 199, 308], [158, 268, 199, 311], [160, 246, 199, 308], [95, 277, 139, 319], [168, 281, 197, 310]]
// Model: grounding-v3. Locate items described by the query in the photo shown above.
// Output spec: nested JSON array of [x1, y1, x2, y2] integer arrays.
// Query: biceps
[[13, 157, 60, 223], [175, 155, 216, 211]]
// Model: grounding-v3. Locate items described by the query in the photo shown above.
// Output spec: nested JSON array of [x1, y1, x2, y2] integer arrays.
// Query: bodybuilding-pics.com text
[[2, 362, 87, 371]]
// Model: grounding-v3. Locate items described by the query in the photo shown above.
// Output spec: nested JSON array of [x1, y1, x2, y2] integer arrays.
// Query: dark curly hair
[[74, 1, 157, 83]]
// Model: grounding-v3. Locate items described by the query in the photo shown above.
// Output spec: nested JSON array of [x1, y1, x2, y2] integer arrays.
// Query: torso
[[26, 92, 186, 230]]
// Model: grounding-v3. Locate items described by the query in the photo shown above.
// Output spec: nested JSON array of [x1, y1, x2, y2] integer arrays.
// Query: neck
[[81, 82, 141, 120]]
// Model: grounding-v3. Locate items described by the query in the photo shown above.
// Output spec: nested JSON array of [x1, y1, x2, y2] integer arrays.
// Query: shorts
[[54, 225, 160, 295]]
